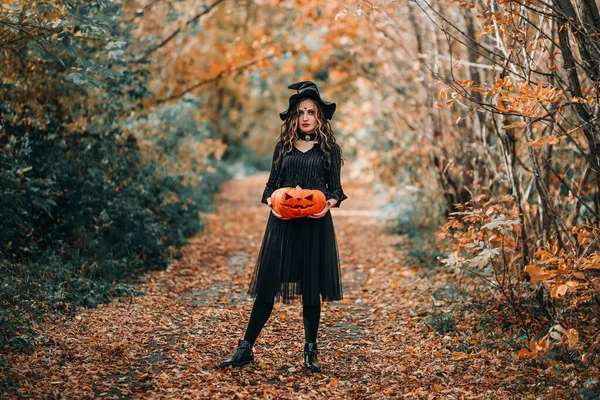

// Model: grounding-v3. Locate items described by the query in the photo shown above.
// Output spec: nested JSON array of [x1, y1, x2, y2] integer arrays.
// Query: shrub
[[0, 121, 228, 351]]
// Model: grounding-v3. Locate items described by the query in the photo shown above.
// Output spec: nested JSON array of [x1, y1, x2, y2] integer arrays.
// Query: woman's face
[[297, 99, 318, 134]]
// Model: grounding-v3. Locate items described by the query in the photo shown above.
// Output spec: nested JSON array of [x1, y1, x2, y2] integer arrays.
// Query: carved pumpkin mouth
[[282, 204, 315, 209]]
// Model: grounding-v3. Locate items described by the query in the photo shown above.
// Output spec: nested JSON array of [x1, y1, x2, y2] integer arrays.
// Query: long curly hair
[[274, 97, 345, 170]]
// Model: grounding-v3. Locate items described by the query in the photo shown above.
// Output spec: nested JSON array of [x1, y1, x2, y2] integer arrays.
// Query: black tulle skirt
[[247, 210, 343, 306]]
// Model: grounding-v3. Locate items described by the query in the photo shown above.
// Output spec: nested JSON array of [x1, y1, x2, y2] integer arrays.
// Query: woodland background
[[1, 0, 600, 396]]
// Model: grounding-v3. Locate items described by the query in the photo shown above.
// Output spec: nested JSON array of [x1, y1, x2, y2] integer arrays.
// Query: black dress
[[247, 140, 348, 306]]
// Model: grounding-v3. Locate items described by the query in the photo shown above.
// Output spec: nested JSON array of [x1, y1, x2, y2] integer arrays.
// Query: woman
[[219, 81, 348, 373]]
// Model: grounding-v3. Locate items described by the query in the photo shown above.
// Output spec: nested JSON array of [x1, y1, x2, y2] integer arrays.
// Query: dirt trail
[[3, 174, 545, 399]]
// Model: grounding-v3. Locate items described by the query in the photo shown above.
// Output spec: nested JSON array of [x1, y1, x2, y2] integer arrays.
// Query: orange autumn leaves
[[438, 77, 569, 151], [518, 324, 580, 360], [524, 225, 600, 301], [517, 226, 600, 360], [439, 76, 564, 120], [438, 196, 599, 362]]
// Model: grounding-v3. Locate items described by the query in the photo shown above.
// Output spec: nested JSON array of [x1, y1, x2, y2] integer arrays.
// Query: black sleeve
[[325, 144, 348, 208], [261, 142, 283, 205]]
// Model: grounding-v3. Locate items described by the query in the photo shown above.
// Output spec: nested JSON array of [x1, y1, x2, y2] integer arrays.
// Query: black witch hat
[[279, 81, 337, 121]]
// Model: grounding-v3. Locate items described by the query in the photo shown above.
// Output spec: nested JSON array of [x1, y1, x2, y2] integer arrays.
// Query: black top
[[261, 140, 348, 208]]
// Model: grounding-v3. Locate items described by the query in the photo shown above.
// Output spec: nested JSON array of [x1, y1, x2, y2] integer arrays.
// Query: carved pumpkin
[[271, 186, 326, 219]]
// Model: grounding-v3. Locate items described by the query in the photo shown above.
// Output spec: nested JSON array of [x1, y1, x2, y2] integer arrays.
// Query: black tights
[[243, 299, 321, 345]]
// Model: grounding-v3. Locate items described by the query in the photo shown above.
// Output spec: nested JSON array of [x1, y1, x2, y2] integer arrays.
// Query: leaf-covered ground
[[2, 174, 595, 399]]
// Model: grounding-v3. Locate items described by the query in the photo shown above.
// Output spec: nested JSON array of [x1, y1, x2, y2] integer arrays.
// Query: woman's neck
[[297, 130, 317, 141]]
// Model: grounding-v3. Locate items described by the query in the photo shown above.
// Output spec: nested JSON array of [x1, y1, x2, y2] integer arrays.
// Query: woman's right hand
[[271, 208, 290, 220], [268, 199, 290, 220]]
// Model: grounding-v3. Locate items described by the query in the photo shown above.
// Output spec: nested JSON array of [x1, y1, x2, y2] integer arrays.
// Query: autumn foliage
[[3, 0, 600, 394], [343, 0, 600, 365], [0, 0, 229, 350]]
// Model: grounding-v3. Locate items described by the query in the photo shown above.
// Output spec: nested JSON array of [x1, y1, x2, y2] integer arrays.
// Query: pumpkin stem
[[296, 185, 302, 190]]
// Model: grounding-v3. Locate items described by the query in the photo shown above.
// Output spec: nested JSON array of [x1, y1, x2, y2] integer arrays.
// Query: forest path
[[4, 174, 535, 399]]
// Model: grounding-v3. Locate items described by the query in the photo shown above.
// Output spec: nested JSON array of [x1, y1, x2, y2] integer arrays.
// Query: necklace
[[299, 132, 317, 141]]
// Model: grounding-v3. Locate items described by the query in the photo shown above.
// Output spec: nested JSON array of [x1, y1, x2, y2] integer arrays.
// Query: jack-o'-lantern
[[271, 186, 326, 219]]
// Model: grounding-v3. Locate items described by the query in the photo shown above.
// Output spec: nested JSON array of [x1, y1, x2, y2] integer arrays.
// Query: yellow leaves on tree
[[468, 77, 564, 118], [525, 135, 561, 148]]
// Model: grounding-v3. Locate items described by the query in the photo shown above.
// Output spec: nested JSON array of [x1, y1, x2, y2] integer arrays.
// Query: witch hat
[[279, 81, 337, 121]]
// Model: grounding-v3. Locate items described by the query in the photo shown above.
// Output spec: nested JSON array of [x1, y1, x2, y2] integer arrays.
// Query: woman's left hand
[[308, 201, 333, 218]]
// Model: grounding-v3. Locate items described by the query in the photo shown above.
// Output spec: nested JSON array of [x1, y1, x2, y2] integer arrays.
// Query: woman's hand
[[308, 199, 336, 218], [268, 198, 291, 220], [271, 208, 291, 220]]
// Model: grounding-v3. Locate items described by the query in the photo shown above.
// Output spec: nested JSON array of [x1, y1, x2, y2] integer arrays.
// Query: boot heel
[[303, 342, 321, 372], [219, 339, 254, 369]]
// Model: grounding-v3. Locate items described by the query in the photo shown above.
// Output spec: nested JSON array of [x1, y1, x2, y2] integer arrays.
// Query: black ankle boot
[[303, 342, 321, 372], [219, 339, 254, 368]]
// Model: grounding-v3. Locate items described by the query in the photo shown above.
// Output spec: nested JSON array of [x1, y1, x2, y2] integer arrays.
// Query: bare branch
[[155, 52, 277, 104], [133, 0, 225, 65]]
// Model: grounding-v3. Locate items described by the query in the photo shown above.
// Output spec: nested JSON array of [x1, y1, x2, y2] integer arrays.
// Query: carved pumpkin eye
[[305, 195, 313, 201], [284, 193, 293, 200]]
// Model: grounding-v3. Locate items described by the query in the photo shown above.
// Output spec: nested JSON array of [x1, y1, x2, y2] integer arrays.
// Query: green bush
[[0, 121, 228, 351]]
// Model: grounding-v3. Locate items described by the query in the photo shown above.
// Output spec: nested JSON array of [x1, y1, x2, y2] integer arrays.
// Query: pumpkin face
[[271, 186, 326, 219]]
